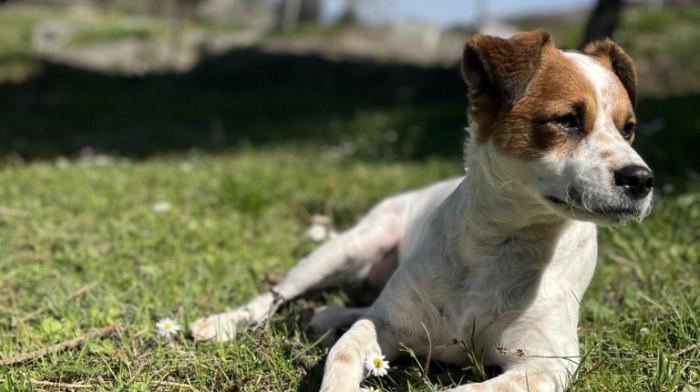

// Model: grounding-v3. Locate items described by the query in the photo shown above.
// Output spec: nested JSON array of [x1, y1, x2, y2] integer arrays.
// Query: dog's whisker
[[497, 180, 515, 193]]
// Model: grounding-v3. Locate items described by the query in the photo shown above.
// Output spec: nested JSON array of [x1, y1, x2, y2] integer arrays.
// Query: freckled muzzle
[[544, 169, 654, 224]]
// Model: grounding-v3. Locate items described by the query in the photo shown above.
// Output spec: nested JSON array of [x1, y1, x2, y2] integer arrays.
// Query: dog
[[190, 30, 654, 391]]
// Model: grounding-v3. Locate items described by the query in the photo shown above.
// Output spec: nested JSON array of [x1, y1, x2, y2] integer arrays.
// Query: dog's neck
[[455, 135, 570, 261]]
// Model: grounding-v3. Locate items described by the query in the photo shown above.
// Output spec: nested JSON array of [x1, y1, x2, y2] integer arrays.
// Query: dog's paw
[[189, 310, 249, 342]]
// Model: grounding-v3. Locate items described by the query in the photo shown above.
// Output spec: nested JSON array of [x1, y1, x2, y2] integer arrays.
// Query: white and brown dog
[[190, 30, 653, 391]]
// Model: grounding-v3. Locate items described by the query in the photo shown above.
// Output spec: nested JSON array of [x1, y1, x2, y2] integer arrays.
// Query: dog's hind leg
[[189, 197, 406, 342], [303, 306, 370, 348]]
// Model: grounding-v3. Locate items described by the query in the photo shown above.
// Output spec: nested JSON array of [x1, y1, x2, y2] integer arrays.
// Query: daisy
[[306, 223, 328, 242], [155, 317, 181, 338], [360, 386, 380, 392], [365, 352, 390, 377]]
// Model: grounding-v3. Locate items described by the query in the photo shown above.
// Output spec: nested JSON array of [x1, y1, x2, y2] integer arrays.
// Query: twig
[[607, 252, 634, 267], [20, 280, 100, 322], [149, 380, 200, 391], [673, 341, 700, 357], [8, 281, 44, 349], [124, 354, 148, 388], [0, 207, 31, 217], [0, 378, 90, 390], [0, 324, 116, 366], [419, 321, 432, 379]]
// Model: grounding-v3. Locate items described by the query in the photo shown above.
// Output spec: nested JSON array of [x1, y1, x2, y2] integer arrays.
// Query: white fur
[[190, 47, 653, 392]]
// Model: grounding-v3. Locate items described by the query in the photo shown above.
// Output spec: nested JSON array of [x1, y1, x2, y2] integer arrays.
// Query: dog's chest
[[442, 236, 552, 323], [410, 233, 573, 363]]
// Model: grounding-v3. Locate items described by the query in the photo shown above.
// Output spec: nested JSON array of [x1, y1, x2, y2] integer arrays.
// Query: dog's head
[[462, 30, 653, 226]]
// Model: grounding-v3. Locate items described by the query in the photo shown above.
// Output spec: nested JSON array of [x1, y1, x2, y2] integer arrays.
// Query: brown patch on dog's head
[[582, 39, 638, 107], [461, 30, 639, 159], [461, 30, 592, 159], [491, 49, 602, 159], [465, 35, 599, 158], [461, 30, 553, 142]]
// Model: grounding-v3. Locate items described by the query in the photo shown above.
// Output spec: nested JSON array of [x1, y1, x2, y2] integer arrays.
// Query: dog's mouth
[[544, 194, 641, 223], [546, 196, 567, 205]]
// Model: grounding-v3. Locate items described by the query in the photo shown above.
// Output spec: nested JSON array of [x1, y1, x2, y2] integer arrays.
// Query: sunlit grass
[[0, 148, 698, 391]]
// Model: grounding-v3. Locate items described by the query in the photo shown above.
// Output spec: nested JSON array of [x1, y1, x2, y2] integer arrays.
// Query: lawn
[[0, 145, 698, 391], [1, 3, 699, 391]]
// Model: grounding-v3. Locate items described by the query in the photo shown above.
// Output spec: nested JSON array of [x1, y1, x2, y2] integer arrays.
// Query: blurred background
[[0, 0, 698, 189]]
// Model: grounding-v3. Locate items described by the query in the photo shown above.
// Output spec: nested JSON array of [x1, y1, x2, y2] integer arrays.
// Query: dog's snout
[[614, 165, 654, 199]]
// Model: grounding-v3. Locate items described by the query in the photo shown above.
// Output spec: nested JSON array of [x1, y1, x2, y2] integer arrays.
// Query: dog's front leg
[[444, 365, 567, 392], [320, 318, 396, 392], [444, 356, 577, 392]]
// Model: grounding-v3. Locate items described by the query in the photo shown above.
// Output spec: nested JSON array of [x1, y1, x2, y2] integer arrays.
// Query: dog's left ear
[[582, 39, 638, 107]]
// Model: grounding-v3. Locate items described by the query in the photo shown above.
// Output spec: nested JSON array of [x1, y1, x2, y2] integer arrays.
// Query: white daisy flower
[[155, 317, 181, 338], [306, 223, 328, 242], [152, 201, 172, 213], [365, 352, 389, 377], [360, 386, 380, 392]]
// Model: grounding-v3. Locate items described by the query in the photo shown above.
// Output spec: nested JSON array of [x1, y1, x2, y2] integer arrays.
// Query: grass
[[0, 6, 163, 55], [0, 146, 699, 391], [0, 3, 698, 391]]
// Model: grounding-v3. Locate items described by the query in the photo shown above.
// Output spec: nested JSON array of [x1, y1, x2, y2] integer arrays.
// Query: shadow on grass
[[0, 48, 698, 187], [0, 48, 466, 161]]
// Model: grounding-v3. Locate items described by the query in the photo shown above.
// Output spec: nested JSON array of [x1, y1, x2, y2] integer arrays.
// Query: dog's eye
[[621, 121, 636, 140], [552, 114, 581, 134]]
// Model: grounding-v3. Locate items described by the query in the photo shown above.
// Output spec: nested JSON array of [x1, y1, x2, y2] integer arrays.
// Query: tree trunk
[[299, 0, 320, 22], [274, 0, 320, 31], [580, 0, 625, 48], [339, 0, 360, 24]]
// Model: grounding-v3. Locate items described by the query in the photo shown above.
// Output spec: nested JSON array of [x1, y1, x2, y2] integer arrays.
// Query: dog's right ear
[[582, 39, 638, 108], [462, 30, 553, 109]]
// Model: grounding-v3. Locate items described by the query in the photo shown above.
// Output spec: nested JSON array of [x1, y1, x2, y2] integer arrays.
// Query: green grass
[[0, 3, 698, 390], [0, 148, 698, 391]]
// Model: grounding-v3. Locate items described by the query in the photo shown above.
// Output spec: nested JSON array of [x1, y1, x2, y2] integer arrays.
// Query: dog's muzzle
[[545, 165, 654, 223]]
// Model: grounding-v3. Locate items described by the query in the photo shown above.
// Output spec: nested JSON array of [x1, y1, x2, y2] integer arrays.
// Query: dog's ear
[[582, 39, 638, 107], [461, 30, 553, 106]]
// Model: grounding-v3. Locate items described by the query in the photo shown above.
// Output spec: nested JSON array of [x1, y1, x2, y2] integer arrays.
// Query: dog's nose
[[614, 165, 654, 199]]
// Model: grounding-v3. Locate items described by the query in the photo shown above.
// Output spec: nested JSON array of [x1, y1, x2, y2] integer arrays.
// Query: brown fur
[[331, 351, 352, 363], [462, 31, 638, 159], [492, 46, 597, 159], [599, 150, 613, 159], [582, 39, 638, 108], [461, 30, 553, 144]]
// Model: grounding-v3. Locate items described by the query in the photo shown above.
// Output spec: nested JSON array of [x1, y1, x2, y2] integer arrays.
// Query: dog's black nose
[[614, 165, 654, 199]]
